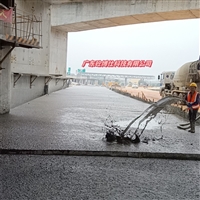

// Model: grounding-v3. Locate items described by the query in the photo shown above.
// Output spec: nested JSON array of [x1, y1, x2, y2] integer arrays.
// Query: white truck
[[158, 60, 200, 98]]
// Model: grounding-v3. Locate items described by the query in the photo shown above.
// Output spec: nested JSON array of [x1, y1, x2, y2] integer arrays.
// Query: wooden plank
[[26, 39, 32, 45], [17, 37, 23, 43], [32, 39, 38, 46], [30, 38, 35, 45], [7, 35, 15, 41], [21, 38, 28, 44]]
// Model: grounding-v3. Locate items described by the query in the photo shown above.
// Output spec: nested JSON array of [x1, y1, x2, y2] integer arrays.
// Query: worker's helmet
[[189, 82, 197, 87]]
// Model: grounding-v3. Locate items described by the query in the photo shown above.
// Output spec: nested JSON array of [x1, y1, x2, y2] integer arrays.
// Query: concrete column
[[125, 77, 128, 86], [0, 47, 11, 114], [103, 76, 106, 84]]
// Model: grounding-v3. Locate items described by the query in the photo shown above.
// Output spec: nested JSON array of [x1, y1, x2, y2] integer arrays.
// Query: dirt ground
[[118, 86, 161, 102], [116, 86, 200, 114]]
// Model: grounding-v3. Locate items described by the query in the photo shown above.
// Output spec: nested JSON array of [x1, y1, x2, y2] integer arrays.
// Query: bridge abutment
[[0, 0, 69, 114]]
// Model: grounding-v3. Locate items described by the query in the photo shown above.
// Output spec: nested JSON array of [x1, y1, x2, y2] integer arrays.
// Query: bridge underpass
[[0, 2, 200, 198], [0, 0, 199, 114]]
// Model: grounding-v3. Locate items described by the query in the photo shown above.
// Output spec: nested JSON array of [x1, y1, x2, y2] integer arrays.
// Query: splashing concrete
[[104, 96, 183, 144]]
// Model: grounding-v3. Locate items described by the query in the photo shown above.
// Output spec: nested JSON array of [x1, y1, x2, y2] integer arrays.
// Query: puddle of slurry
[[113, 118, 162, 130], [104, 96, 183, 144]]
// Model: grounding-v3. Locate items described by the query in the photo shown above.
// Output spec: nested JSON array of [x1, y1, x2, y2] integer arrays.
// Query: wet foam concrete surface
[[1, 155, 200, 200], [0, 86, 199, 154], [1, 86, 200, 200]]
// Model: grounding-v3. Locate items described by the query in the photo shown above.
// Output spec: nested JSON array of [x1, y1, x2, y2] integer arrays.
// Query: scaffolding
[[0, 4, 42, 67], [0, 6, 42, 48]]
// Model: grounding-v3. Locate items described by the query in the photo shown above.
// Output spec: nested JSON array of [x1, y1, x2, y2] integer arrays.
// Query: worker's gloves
[[187, 103, 192, 108]]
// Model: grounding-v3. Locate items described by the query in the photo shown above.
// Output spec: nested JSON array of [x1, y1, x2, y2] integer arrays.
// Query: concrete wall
[[8, 0, 69, 109], [11, 75, 45, 108], [11, 75, 68, 108]]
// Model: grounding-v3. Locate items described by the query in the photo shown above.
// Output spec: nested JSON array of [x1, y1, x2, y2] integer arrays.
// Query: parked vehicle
[[132, 83, 139, 89], [158, 60, 200, 98]]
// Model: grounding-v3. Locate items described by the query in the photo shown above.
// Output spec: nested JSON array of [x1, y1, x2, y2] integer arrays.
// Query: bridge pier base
[[0, 47, 11, 114]]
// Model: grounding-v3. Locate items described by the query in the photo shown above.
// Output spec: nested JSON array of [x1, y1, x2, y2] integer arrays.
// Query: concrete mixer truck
[[158, 60, 200, 99]]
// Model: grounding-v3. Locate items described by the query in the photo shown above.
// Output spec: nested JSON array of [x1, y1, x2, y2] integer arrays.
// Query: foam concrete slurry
[[0, 86, 199, 157]]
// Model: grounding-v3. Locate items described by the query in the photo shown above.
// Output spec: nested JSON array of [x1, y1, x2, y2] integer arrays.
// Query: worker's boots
[[191, 122, 195, 133], [188, 122, 195, 133]]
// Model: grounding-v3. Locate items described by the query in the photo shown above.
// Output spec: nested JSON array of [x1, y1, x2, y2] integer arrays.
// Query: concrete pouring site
[[1, 86, 200, 200], [0, 0, 200, 199], [0, 86, 200, 156]]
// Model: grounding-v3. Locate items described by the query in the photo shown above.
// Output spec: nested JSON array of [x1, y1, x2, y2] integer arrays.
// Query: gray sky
[[67, 18, 200, 77]]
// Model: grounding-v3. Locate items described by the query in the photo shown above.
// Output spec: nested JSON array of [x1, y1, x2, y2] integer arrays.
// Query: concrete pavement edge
[[0, 149, 200, 161]]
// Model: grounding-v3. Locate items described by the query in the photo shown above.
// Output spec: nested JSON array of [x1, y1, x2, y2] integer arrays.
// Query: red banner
[[0, 8, 13, 23], [82, 60, 153, 68]]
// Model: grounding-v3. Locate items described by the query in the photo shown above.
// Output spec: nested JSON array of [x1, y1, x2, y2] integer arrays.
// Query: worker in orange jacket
[[185, 82, 200, 133]]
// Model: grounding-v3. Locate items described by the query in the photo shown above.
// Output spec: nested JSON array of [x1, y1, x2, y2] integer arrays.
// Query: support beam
[[30, 75, 38, 88], [55, 78, 60, 85], [51, 0, 200, 32], [63, 79, 67, 86], [45, 76, 52, 85], [13, 73, 22, 87]]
